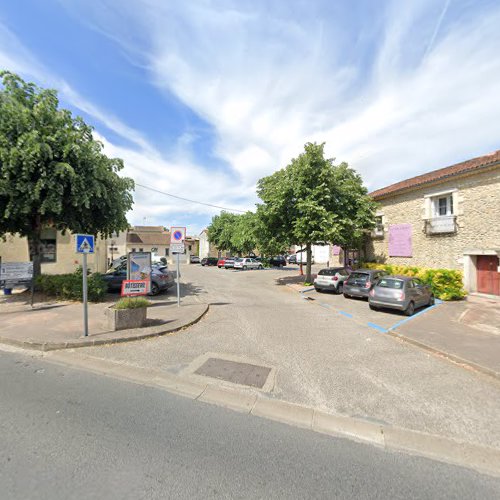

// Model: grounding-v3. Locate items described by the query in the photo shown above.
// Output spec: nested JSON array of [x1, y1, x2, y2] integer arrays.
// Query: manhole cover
[[194, 358, 271, 389]]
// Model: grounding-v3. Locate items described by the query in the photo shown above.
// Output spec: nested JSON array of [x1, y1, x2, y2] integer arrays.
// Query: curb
[[41, 350, 500, 478], [0, 303, 209, 352]]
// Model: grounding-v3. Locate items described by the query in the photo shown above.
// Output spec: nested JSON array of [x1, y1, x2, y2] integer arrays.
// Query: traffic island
[[0, 299, 209, 351]]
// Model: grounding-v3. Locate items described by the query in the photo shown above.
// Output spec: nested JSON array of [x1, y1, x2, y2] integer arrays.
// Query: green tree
[[0, 71, 134, 278], [256, 142, 376, 282], [207, 211, 239, 254], [230, 211, 258, 256]]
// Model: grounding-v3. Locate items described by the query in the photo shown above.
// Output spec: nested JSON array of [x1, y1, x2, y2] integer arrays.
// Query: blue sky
[[1, 0, 499, 235]]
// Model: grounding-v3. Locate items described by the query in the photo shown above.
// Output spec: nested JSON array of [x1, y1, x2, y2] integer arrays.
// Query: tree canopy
[[256, 142, 376, 281], [0, 71, 134, 275]]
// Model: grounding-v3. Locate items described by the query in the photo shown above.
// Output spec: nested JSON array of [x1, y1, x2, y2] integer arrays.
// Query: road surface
[[1, 350, 499, 499]]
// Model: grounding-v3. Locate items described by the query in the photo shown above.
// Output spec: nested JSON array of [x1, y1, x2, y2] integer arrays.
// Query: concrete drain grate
[[194, 358, 271, 389]]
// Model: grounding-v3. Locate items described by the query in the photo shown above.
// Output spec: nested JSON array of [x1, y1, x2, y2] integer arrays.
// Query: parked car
[[269, 255, 286, 267], [287, 254, 297, 264], [234, 258, 264, 270], [368, 275, 434, 316], [217, 258, 227, 268], [313, 267, 351, 294], [295, 252, 315, 264], [201, 257, 218, 266], [190, 255, 201, 264], [343, 269, 387, 299], [103, 265, 175, 296], [224, 257, 237, 269]]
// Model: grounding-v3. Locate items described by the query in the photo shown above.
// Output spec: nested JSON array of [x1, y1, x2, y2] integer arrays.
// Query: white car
[[234, 258, 263, 270]]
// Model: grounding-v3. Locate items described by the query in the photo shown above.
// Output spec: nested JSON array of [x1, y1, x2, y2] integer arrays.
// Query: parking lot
[[300, 287, 440, 332]]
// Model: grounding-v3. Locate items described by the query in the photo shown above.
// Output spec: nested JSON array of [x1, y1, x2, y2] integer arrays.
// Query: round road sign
[[173, 230, 183, 241]]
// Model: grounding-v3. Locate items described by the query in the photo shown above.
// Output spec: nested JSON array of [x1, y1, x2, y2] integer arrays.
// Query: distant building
[[198, 229, 222, 258], [365, 151, 500, 296]]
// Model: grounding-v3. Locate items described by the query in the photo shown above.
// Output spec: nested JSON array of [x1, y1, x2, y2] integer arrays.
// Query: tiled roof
[[127, 232, 170, 245], [370, 150, 500, 200]]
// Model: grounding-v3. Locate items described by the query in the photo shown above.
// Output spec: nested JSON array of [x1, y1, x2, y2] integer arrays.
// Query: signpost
[[76, 234, 95, 337], [170, 227, 186, 307]]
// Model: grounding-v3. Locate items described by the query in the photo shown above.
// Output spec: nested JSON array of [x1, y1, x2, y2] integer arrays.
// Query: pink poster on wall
[[388, 224, 413, 257], [332, 245, 341, 255]]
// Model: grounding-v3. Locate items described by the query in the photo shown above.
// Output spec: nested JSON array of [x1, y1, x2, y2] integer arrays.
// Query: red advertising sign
[[121, 280, 149, 297]]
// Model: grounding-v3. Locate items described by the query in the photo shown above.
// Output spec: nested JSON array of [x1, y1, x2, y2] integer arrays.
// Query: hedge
[[35, 268, 107, 302], [360, 263, 466, 301]]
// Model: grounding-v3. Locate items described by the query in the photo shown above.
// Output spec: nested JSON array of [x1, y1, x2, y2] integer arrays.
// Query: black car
[[269, 255, 286, 267], [103, 265, 175, 295], [201, 257, 218, 266]]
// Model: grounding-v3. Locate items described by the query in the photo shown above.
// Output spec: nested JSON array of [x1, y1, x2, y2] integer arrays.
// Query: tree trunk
[[28, 216, 42, 306], [305, 243, 312, 284]]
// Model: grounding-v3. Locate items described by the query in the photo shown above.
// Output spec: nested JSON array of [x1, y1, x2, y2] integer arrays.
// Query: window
[[434, 194, 454, 217], [139, 248, 143, 252], [165, 249, 169, 256], [40, 239, 57, 263]]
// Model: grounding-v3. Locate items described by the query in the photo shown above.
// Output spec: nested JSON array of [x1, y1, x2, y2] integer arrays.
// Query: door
[[477, 255, 500, 295]]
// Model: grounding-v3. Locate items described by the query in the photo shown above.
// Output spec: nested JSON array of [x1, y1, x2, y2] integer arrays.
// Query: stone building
[[0, 229, 108, 274], [198, 229, 223, 258], [365, 150, 500, 296]]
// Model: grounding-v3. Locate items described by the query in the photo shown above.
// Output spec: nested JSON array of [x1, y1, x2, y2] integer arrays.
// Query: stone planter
[[106, 305, 147, 331]]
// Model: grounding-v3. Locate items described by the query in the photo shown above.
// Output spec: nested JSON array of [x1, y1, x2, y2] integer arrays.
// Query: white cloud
[[59, 0, 500, 193], [3, 0, 500, 235]]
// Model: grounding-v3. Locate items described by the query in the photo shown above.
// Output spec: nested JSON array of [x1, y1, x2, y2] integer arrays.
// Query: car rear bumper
[[369, 298, 406, 310], [343, 285, 370, 297], [314, 282, 339, 291]]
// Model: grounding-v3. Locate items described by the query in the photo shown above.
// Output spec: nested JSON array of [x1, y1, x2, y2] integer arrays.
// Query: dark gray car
[[368, 275, 434, 316], [343, 269, 386, 299]]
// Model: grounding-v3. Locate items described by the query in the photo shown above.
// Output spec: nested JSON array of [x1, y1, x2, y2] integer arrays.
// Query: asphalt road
[[81, 264, 500, 450], [1, 350, 499, 499]]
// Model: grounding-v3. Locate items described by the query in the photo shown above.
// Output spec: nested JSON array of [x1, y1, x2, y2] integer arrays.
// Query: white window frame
[[433, 194, 454, 217]]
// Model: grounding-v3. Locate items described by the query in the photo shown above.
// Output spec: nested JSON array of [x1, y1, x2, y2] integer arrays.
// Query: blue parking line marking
[[388, 304, 439, 331], [339, 311, 353, 318], [300, 287, 316, 294], [367, 322, 388, 333]]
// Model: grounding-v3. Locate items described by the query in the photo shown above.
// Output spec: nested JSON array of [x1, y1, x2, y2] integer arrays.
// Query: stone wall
[[365, 167, 500, 269]]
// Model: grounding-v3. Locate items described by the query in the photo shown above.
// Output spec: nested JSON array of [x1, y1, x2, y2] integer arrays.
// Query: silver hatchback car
[[368, 275, 434, 316]]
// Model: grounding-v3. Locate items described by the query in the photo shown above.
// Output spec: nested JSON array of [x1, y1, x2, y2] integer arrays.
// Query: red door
[[477, 255, 500, 295]]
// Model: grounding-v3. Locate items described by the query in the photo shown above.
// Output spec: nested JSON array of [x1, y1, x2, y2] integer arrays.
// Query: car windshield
[[318, 268, 343, 276], [348, 272, 369, 281], [377, 278, 404, 289], [234, 258, 243, 262]]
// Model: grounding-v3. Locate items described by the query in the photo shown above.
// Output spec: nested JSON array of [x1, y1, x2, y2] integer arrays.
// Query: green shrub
[[360, 262, 466, 301], [115, 297, 151, 309], [35, 269, 107, 302]]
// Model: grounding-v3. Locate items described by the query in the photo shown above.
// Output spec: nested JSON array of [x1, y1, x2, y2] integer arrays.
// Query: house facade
[[198, 229, 223, 258], [365, 151, 500, 296], [0, 229, 108, 274]]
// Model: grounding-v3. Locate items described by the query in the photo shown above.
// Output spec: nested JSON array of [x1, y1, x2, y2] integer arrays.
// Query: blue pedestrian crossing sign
[[75, 234, 95, 254]]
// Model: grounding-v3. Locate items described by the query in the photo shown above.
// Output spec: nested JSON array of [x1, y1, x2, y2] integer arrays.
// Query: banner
[[121, 280, 148, 297], [0, 262, 33, 288], [127, 252, 152, 293], [388, 224, 413, 257]]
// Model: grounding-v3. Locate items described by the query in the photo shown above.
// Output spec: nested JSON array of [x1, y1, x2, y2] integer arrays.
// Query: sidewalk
[[394, 295, 500, 379], [0, 293, 208, 350]]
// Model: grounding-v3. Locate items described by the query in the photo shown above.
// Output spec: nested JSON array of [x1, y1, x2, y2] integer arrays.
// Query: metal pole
[[82, 252, 89, 337], [176, 252, 180, 307]]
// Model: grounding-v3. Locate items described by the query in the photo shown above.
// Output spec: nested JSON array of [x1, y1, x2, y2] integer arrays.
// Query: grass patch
[[115, 297, 151, 309]]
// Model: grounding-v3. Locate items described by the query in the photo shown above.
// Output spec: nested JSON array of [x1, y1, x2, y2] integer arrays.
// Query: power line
[[134, 182, 246, 213]]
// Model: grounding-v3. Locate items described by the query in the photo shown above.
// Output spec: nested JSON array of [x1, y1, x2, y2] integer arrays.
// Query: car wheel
[[404, 301, 415, 316], [315, 287, 321, 293], [337, 284, 343, 295], [343, 293, 350, 299], [258, 264, 263, 270], [150, 283, 159, 296], [369, 304, 378, 311], [243, 265, 248, 270], [428, 295, 435, 306]]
